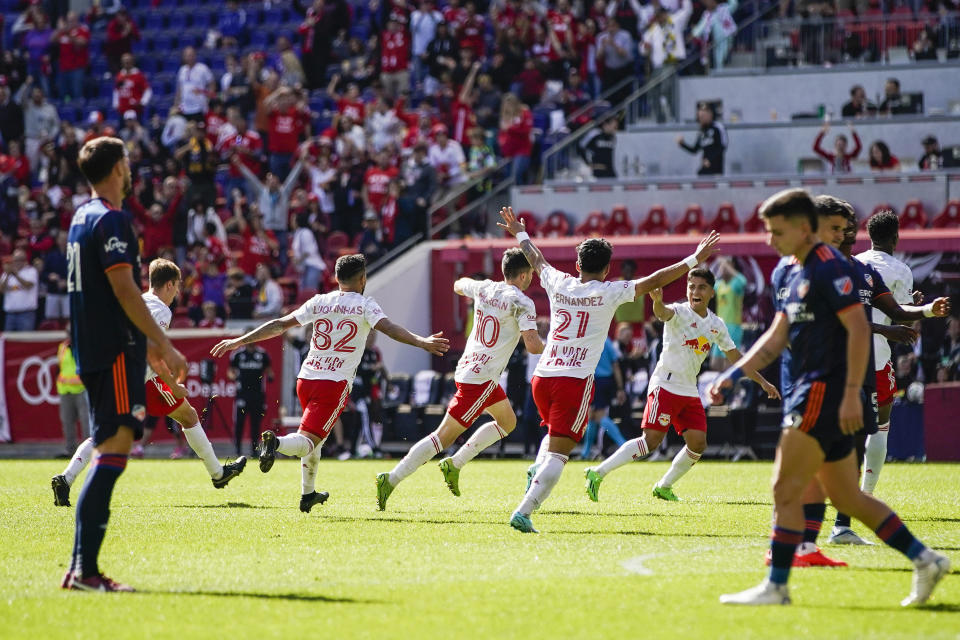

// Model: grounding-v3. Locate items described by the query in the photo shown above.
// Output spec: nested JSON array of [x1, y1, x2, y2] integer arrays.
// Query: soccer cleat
[[902, 551, 951, 606], [169, 446, 188, 460], [212, 456, 247, 489], [765, 547, 847, 567], [584, 468, 603, 502], [376, 472, 394, 511], [299, 491, 330, 513], [438, 458, 461, 497], [60, 570, 75, 589], [509, 511, 538, 533], [68, 574, 135, 592], [51, 475, 71, 507], [129, 444, 144, 459], [828, 526, 874, 545], [525, 463, 539, 492], [258, 431, 279, 473], [652, 485, 680, 501], [720, 579, 791, 605]]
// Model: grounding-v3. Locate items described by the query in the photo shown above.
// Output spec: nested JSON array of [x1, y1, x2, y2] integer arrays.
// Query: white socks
[[862, 423, 889, 494], [389, 432, 442, 485], [657, 445, 702, 489], [534, 436, 550, 466], [517, 452, 568, 516], [277, 433, 315, 458], [182, 423, 224, 479], [452, 422, 507, 468], [63, 437, 95, 486], [302, 439, 326, 495], [595, 436, 651, 478]]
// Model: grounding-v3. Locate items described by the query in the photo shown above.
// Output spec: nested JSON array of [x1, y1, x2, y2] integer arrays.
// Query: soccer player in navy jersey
[[711, 188, 949, 606], [61, 137, 188, 592]]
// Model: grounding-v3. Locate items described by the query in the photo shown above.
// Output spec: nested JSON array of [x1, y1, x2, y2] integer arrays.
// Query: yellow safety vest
[[56, 342, 85, 395]]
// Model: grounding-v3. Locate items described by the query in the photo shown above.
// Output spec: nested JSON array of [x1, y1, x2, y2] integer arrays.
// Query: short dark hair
[[814, 194, 856, 224], [78, 137, 126, 185], [759, 188, 818, 232], [688, 267, 715, 287], [335, 254, 366, 283], [867, 210, 899, 246], [149, 258, 181, 289], [501, 248, 531, 280], [576, 238, 613, 274]]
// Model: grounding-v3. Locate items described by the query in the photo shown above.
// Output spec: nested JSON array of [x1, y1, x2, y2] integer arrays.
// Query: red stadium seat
[[295, 288, 318, 305], [38, 319, 64, 331], [516, 211, 540, 237], [325, 231, 351, 261], [898, 200, 928, 230], [170, 317, 195, 328], [743, 203, 766, 233], [637, 205, 669, 235], [931, 200, 960, 228], [575, 210, 607, 237], [539, 211, 570, 238], [674, 204, 705, 235], [277, 277, 298, 304], [708, 203, 740, 233], [863, 203, 895, 230], [605, 204, 633, 236]]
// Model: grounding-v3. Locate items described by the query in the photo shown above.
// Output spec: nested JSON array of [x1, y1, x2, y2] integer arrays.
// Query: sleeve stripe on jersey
[[104, 263, 132, 273], [836, 302, 864, 316], [816, 246, 834, 262], [873, 291, 892, 299]]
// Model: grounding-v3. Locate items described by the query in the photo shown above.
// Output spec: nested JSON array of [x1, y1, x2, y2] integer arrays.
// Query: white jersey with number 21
[[534, 265, 637, 379], [293, 290, 388, 385]]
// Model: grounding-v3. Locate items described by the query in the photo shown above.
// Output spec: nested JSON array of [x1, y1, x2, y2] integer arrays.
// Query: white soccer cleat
[[720, 579, 791, 606], [902, 551, 951, 606], [828, 526, 874, 545]]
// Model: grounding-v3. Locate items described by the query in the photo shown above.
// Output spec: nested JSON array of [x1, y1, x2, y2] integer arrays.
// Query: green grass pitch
[[1, 459, 958, 639]]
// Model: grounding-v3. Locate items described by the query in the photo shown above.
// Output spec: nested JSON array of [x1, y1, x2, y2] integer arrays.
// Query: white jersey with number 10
[[293, 290, 388, 385], [533, 265, 637, 379], [455, 279, 537, 384]]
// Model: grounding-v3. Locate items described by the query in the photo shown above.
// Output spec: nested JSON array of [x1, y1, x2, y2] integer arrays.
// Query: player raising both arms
[[584, 268, 779, 503], [376, 249, 544, 510], [498, 206, 721, 533], [210, 254, 449, 513], [52, 259, 246, 508]]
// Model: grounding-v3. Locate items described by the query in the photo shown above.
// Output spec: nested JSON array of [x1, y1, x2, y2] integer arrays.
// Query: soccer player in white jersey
[[375, 249, 544, 510], [52, 259, 246, 506], [584, 267, 780, 502], [855, 210, 951, 497], [210, 254, 449, 512], [498, 206, 721, 533]]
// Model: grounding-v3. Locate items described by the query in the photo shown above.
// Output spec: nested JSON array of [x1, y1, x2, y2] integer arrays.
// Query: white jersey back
[[855, 249, 913, 368], [456, 279, 537, 384], [143, 291, 172, 381], [650, 302, 735, 397], [534, 265, 636, 379], [293, 290, 388, 385]]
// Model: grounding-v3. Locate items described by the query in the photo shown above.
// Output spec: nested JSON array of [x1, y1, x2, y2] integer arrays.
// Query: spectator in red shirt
[[104, 8, 140, 73], [219, 111, 263, 200], [53, 12, 89, 101], [197, 301, 225, 328], [450, 60, 480, 147], [0, 140, 30, 186], [239, 214, 279, 276], [458, 2, 486, 57], [328, 74, 367, 126], [498, 93, 533, 185], [26, 217, 53, 260], [113, 53, 152, 118], [363, 150, 399, 215], [205, 98, 230, 146], [869, 140, 901, 173], [515, 58, 546, 107], [812, 122, 861, 174], [264, 86, 311, 179], [82, 111, 116, 144], [380, 17, 411, 98], [129, 175, 182, 259], [443, 0, 467, 31]]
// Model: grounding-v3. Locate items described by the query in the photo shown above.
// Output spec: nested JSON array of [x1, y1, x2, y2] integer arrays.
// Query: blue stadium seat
[[151, 33, 173, 53], [131, 38, 147, 55], [58, 105, 79, 122], [145, 12, 165, 30], [168, 12, 190, 30], [263, 7, 287, 25], [138, 56, 158, 74], [250, 30, 270, 48], [91, 58, 109, 77]]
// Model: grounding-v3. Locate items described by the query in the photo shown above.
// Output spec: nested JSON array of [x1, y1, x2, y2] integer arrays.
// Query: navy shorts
[[782, 381, 854, 462], [591, 376, 616, 410], [80, 350, 147, 446]]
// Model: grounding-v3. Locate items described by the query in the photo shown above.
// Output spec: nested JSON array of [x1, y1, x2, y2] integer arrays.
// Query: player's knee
[[685, 435, 707, 454], [772, 475, 806, 506], [499, 413, 517, 432]]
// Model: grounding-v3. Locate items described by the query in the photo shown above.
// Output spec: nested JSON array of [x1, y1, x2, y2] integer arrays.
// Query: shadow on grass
[[908, 517, 960, 523], [712, 500, 771, 506], [325, 514, 503, 526], [170, 502, 283, 509], [137, 589, 378, 604], [548, 529, 746, 538], [804, 602, 960, 613], [540, 510, 694, 518]]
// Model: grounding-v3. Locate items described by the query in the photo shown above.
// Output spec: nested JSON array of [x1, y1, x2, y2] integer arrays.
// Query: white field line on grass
[[621, 542, 767, 576]]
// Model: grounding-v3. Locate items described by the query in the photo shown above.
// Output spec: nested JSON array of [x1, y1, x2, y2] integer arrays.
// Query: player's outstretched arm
[[874, 293, 951, 324], [632, 231, 720, 300], [497, 206, 550, 274], [708, 312, 788, 405], [521, 329, 544, 355], [723, 348, 780, 400], [649, 287, 675, 322], [106, 266, 187, 382], [872, 322, 918, 345], [837, 304, 871, 435], [210, 313, 300, 358], [375, 318, 451, 356]]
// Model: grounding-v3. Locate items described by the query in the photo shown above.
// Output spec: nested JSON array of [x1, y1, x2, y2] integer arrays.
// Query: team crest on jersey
[[833, 276, 853, 296], [864, 273, 874, 288], [658, 413, 671, 427], [796, 279, 810, 299], [131, 404, 146, 421], [782, 412, 802, 429]]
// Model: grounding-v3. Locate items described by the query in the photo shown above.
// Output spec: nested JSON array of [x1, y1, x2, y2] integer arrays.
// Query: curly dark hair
[[501, 248, 531, 280], [576, 238, 613, 274], [335, 254, 367, 283], [866, 210, 899, 246]]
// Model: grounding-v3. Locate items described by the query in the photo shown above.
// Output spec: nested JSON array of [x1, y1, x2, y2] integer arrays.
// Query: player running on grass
[[712, 188, 949, 606], [584, 267, 779, 503], [376, 249, 544, 510], [210, 254, 449, 513], [498, 205, 721, 533], [52, 259, 247, 507]]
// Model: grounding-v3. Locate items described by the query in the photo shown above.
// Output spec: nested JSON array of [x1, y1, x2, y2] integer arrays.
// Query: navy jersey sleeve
[[814, 257, 861, 315], [865, 263, 892, 302], [771, 260, 789, 313], [94, 209, 138, 273]]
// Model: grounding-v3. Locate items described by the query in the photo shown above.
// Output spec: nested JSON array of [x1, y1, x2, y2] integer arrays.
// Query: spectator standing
[[579, 114, 619, 178], [253, 263, 284, 318], [104, 8, 140, 73], [642, 0, 693, 123], [498, 93, 533, 185], [713, 257, 746, 349], [428, 124, 467, 193], [841, 84, 875, 118], [175, 47, 216, 121], [425, 21, 459, 96], [225, 267, 256, 318], [113, 53, 152, 118], [215, 0, 248, 49], [264, 87, 311, 179], [398, 142, 437, 241], [176, 119, 219, 214], [918, 135, 942, 171], [291, 213, 326, 291], [295, 0, 350, 90], [676, 101, 726, 175], [596, 19, 635, 105], [869, 140, 900, 172], [237, 214, 279, 276], [42, 230, 69, 322], [53, 12, 89, 102], [23, 12, 53, 96], [812, 122, 861, 174], [691, 0, 738, 71], [363, 150, 400, 215], [56, 333, 90, 457], [1, 249, 39, 331], [381, 17, 412, 98], [0, 140, 30, 186], [411, 0, 444, 89], [219, 111, 263, 198], [614, 259, 645, 326], [15, 79, 60, 170], [0, 78, 25, 145], [367, 97, 402, 152]]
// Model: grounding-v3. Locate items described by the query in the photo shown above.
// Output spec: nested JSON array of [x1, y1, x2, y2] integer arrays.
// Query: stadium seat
[[295, 288, 318, 305], [743, 203, 766, 233], [515, 211, 539, 236], [539, 210, 570, 238], [382, 374, 412, 409], [411, 370, 442, 407], [325, 230, 351, 261], [575, 210, 607, 237], [170, 317, 195, 328], [605, 204, 633, 236], [931, 200, 960, 228], [898, 200, 927, 230], [38, 319, 64, 331], [441, 372, 457, 404], [863, 203, 895, 230], [674, 204, 705, 235], [637, 205, 669, 235], [709, 203, 740, 233], [277, 277, 298, 304]]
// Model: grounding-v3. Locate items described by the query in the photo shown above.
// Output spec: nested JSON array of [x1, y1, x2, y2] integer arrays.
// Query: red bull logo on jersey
[[682, 335, 711, 355]]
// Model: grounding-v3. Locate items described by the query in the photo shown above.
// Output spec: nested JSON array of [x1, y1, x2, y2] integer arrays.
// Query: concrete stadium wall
[[676, 62, 960, 124]]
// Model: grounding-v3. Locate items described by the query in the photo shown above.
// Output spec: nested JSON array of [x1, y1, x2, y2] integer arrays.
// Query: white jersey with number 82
[[534, 265, 637, 379], [293, 290, 387, 385]]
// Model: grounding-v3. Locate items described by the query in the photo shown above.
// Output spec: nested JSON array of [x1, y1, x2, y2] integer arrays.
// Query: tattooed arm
[[497, 206, 551, 274]]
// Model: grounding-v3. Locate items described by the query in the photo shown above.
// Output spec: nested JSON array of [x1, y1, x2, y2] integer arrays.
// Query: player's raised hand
[[210, 338, 242, 358], [649, 287, 664, 304], [838, 389, 863, 435], [420, 331, 451, 356], [694, 230, 721, 263], [497, 206, 525, 237], [760, 380, 781, 400], [932, 296, 951, 317]]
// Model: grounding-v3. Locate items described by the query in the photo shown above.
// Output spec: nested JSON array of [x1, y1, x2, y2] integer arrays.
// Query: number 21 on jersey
[[553, 310, 588, 341], [66, 242, 82, 292]]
